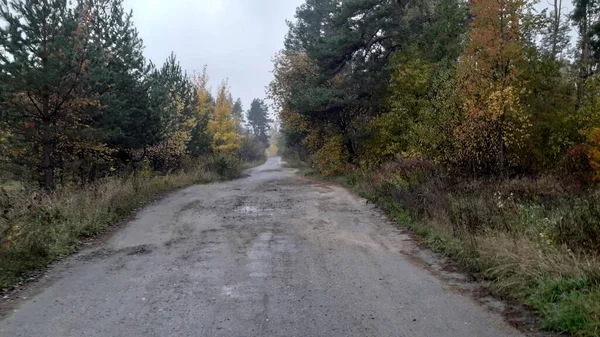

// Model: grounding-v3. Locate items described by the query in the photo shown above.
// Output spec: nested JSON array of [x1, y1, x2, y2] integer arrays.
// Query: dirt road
[[0, 157, 523, 337]]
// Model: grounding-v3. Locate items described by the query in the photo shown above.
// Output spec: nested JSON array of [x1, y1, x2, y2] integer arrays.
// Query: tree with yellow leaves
[[455, 0, 530, 175], [188, 66, 214, 157], [209, 80, 241, 154]]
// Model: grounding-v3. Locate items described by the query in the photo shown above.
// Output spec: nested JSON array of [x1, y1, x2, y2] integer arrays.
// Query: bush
[[313, 135, 348, 176], [202, 154, 242, 180], [555, 195, 600, 255]]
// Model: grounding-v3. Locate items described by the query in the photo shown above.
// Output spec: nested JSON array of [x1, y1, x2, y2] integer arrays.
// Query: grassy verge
[[0, 156, 260, 290], [293, 158, 600, 337]]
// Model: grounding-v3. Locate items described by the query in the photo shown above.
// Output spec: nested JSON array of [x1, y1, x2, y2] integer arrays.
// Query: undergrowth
[[0, 155, 253, 290]]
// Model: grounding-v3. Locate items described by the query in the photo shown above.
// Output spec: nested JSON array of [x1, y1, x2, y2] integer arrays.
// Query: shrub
[[202, 154, 242, 180], [555, 195, 600, 255], [588, 128, 600, 181], [313, 135, 348, 176]]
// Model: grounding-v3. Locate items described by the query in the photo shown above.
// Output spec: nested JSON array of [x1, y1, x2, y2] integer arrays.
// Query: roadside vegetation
[[0, 0, 272, 289], [272, 0, 600, 336]]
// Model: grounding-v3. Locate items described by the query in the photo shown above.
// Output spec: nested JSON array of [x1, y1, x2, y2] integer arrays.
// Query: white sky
[[123, 0, 304, 112]]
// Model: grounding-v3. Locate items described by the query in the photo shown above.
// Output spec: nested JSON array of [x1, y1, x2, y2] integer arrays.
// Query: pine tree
[[232, 98, 245, 133], [0, 0, 101, 189], [146, 53, 196, 171], [247, 99, 272, 147], [84, 0, 159, 158]]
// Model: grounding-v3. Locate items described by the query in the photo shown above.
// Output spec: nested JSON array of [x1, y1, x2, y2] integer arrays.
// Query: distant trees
[[247, 99, 272, 147], [0, 0, 267, 189]]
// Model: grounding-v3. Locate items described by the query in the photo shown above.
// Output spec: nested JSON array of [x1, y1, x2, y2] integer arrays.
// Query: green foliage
[[0, 0, 260, 188], [246, 99, 272, 147], [555, 195, 600, 254], [202, 154, 241, 180], [276, 0, 600, 334], [0, 0, 269, 289]]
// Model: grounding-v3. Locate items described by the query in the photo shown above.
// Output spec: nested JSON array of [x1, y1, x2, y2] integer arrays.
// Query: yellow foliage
[[359, 111, 406, 168], [195, 66, 211, 120], [314, 135, 347, 176], [588, 128, 600, 180], [487, 86, 532, 161], [209, 80, 241, 154]]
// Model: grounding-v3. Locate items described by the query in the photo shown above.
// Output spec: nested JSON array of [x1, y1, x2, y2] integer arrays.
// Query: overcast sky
[[123, 0, 304, 112]]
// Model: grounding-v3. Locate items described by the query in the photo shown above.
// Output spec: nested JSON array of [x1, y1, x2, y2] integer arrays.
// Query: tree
[[455, 0, 530, 175], [209, 80, 241, 154], [247, 99, 272, 147], [283, 0, 428, 163], [539, 0, 570, 59], [0, 0, 104, 189], [146, 53, 196, 172], [232, 98, 245, 133], [84, 0, 158, 159], [188, 66, 214, 157], [572, 0, 600, 110]]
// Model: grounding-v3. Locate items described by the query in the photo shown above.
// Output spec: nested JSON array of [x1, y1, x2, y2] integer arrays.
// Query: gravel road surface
[[0, 157, 523, 337]]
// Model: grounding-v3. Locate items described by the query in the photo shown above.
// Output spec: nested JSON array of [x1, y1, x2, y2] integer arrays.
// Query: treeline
[[271, 0, 600, 179], [0, 0, 272, 190]]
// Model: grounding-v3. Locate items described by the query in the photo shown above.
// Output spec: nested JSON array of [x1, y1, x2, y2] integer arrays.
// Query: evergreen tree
[[146, 53, 196, 171], [0, 0, 101, 189], [84, 0, 159, 158], [247, 99, 272, 147], [232, 98, 245, 132]]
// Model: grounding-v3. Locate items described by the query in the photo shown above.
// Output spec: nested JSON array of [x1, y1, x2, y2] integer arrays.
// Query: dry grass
[[0, 157, 247, 290]]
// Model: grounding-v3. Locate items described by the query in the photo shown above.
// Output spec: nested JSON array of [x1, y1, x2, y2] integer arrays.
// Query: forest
[[270, 0, 600, 335], [0, 0, 271, 291]]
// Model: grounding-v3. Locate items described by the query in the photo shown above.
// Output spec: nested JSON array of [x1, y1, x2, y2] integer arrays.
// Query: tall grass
[[0, 156, 246, 289]]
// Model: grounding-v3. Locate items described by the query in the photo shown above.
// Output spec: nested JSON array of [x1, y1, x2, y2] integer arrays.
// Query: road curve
[[1, 157, 523, 337]]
